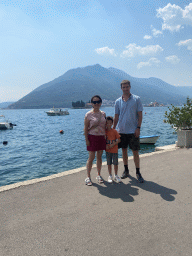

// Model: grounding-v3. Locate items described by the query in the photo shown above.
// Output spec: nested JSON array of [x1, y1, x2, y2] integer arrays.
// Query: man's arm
[[135, 111, 142, 138], [113, 114, 119, 129], [137, 111, 142, 128]]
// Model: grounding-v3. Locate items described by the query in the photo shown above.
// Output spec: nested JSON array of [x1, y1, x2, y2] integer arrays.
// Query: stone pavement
[[0, 145, 192, 256]]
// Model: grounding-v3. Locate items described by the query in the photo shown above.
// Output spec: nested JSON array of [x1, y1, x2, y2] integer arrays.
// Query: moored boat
[[46, 108, 69, 116], [140, 135, 159, 144], [0, 115, 16, 130]]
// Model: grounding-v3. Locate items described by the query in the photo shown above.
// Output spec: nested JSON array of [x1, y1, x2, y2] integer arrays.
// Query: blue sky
[[0, 0, 192, 102]]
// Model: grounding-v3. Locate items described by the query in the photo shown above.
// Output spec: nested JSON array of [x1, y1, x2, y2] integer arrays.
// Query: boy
[[106, 116, 121, 183]]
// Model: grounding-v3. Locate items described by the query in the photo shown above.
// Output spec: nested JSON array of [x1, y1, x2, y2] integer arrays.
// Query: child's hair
[[106, 116, 113, 123]]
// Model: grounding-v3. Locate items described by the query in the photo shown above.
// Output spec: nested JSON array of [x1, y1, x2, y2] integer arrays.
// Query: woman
[[84, 95, 106, 186]]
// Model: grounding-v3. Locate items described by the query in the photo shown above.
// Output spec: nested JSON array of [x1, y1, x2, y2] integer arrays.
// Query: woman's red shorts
[[87, 134, 106, 152]]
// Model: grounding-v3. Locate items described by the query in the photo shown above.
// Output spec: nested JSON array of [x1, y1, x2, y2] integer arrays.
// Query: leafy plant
[[164, 97, 192, 130]]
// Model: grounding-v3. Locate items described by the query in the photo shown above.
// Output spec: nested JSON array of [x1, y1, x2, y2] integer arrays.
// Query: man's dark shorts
[[118, 133, 140, 151]]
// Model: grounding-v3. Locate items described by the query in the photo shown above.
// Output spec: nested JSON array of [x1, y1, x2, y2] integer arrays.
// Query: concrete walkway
[[0, 145, 192, 256]]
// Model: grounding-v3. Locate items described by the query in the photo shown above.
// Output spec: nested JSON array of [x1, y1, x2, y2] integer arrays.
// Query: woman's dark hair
[[106, 116, 113, 123], [91, 95, 102, 103]]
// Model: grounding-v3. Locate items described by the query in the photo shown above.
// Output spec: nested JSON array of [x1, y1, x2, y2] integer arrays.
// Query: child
[[106, 116, 121, 183]]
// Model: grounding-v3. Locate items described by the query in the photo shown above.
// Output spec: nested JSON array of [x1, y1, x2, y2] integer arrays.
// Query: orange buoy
[[59, 130, 64, 134]]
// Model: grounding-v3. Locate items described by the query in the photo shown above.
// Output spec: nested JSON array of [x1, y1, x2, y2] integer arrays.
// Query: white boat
[[46, 108, 69, 116], [0, 115, 16, 130], [140, 135, 159, 144]]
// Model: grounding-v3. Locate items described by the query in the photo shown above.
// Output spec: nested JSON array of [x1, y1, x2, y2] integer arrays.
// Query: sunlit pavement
[[0, 145, 192, 256]]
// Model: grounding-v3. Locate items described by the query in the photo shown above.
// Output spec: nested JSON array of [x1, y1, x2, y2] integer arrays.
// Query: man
[[113, 80, 144, 183]]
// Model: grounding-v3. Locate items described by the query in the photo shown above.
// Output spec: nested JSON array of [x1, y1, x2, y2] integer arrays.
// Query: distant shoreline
[[71, 107, 92, 109]]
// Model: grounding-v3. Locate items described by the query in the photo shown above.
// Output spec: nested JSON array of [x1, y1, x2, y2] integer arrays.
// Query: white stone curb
[[0, 144, 177, 193]]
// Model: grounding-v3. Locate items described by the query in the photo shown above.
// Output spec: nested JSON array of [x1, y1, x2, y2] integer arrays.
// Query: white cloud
[[156, 3, 192, 32], [165, 55, 180, 64], [137, 58, 161, 69], [144, 35, 152, 40], [95, 46, 117, 56], [177, 39, 192, 51], [151, 26, 163, 37], [184, 3, 192, 19], [121, 43, 163, 58]]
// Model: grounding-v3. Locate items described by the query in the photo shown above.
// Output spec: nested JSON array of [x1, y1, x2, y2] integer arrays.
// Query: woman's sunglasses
[[92, 100, 102, 104]]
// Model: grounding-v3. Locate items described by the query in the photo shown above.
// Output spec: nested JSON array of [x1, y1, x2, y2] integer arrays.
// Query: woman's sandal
[[85, 177, 92, 186], [96, 175, 104, 183]]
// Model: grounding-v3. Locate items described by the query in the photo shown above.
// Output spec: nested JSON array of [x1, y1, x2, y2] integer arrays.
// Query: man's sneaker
[[136, 173, 144, 183], [121, 170, 129, 179], [108, 175, 113, 183], [114, 175, 121, 183]]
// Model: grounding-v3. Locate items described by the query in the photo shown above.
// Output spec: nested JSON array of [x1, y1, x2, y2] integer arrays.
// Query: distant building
[[148, 101, 158, 107], [85, 103, 92, 108], [147, 101, 164, 107], [102, 99, 115, 107]]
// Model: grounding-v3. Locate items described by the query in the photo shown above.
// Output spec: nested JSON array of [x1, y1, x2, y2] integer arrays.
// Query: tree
[[164, 97, 192, 130]]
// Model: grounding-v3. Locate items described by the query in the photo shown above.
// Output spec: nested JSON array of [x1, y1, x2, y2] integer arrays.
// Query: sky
[[0, 0, 192, 102]]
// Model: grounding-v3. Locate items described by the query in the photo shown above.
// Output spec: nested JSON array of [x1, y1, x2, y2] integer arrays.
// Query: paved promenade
[[0, 145, 192, 256]]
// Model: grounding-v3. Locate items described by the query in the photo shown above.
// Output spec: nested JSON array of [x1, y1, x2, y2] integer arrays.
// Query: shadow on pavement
[[93, 181, 139, 202], [92, 175, 177, 202], [129, 175, 177, 201]]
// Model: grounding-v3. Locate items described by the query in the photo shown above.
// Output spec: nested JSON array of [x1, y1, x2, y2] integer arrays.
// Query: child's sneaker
[[114, 175, 121, 183], [108, 175, 113, 183], [96, 175, 104, 183]]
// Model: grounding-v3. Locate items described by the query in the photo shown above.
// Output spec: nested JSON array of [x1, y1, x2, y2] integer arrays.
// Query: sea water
[[0, 107, 177, 187]]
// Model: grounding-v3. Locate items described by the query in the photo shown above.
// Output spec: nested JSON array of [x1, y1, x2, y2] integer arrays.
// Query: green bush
[[164, 97, 192, 130]]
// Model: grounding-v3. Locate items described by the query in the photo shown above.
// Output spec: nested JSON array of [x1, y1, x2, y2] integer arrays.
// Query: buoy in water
[[3, 141, 8, 146], [59, 130, 64, 134]]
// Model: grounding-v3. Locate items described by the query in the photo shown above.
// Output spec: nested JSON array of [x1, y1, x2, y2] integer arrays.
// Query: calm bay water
[[0, 107, 177, 187]]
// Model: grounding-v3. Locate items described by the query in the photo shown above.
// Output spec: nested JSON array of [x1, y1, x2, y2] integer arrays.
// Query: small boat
[[0, 115, 16, 130], [140, 135, 159, 144], [46, 108, 69, 116]]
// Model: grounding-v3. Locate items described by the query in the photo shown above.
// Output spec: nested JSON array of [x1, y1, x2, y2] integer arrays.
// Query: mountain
[[0, 102, 15, 109], [8, 64, 192, 109], [173, 86, 192, 97]]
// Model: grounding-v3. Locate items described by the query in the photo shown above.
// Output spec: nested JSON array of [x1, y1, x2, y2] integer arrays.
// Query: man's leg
[[132, 150, 144, 183], [121, 148, 129, 179], [122, 147, 128, 165], [132, 150, 139, 168]]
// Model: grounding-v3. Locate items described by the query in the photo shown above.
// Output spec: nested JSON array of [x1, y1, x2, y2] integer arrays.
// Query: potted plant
[[164, 97, 192, 147]]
